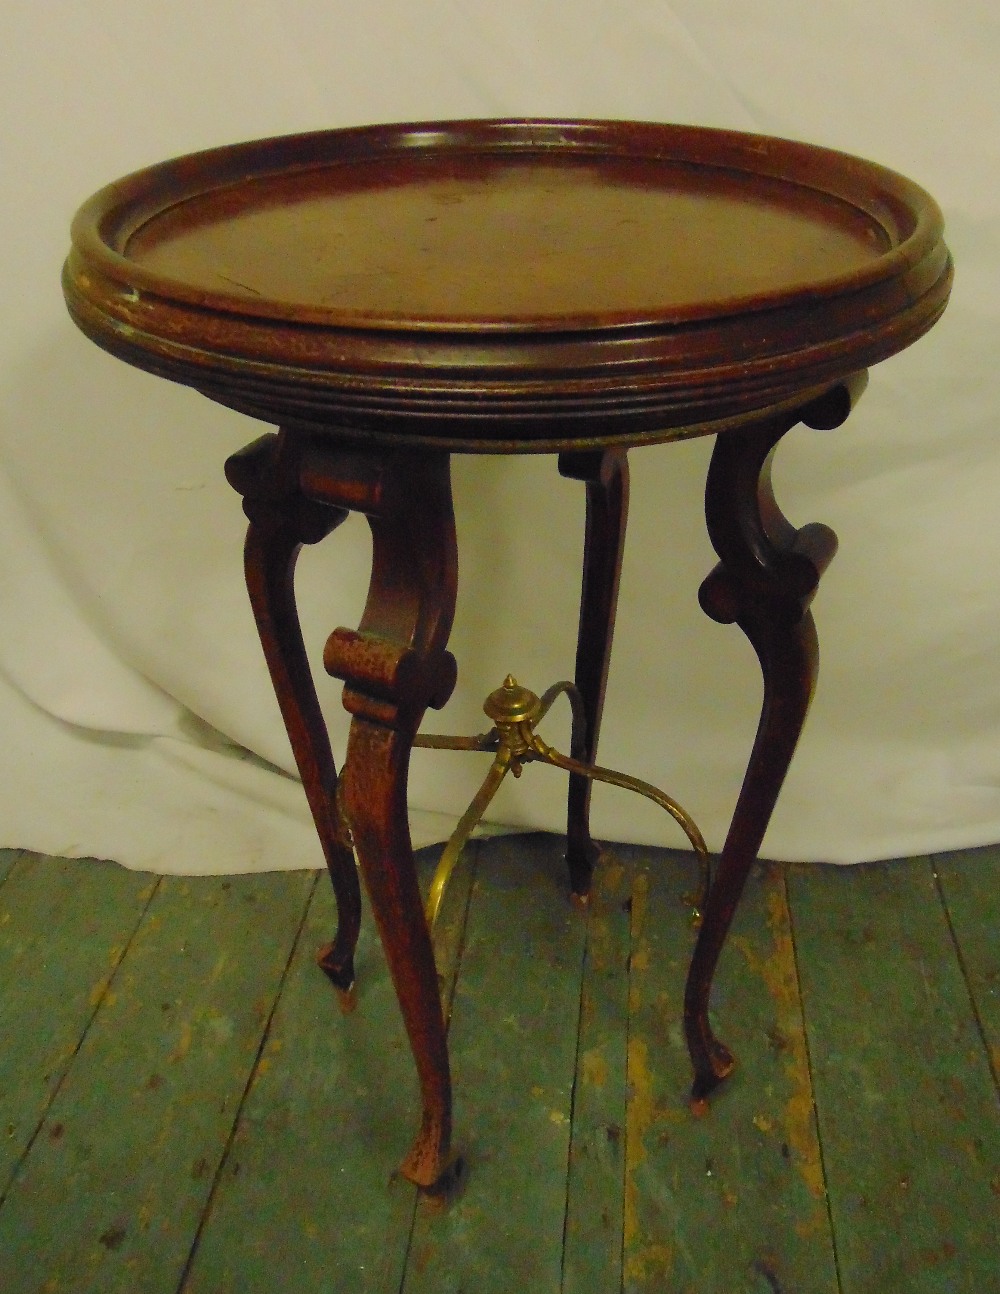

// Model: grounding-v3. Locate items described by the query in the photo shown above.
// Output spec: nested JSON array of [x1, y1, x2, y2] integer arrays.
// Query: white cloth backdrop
[[1, 1, 998, 873]]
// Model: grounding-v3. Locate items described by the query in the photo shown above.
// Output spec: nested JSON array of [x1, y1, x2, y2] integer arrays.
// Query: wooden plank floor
[[0, 837, 997, 1293]]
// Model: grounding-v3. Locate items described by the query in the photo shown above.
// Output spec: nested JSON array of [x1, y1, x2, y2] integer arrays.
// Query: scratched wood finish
[[0, 869, 313, 1294], [933, 844, 1000, 1085], [623, 847, 839, 1293], [181, 843, 477, 1294], [403, 834, 588, 1293], [787, 857, 1000, 1294], [0, 855, 155, 1197]]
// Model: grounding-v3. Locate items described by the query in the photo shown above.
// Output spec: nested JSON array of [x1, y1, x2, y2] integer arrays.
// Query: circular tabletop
[[64, 119, 952, 451]]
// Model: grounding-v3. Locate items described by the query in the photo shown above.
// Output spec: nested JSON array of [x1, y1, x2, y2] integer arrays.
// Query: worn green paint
[[181, 843, 477, 1294], [0, 848, 24, 888], [0, 854, 156, 1197], [788, 857, 1000, 1294], [3, 836, 1000, 1292], [404, 833, 589, 1294], [562, 846, 633, 1294], [933, 844, 1000, 1087], [0, 868, 314, 1294], [623, 850, 839, 1294]]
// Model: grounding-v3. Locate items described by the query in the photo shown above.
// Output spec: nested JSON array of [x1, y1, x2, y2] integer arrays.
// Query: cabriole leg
[[320, 447, 460, 1188], [683, 377, 865, 1099], [558, 447, 630, 898], [225, 430, 362, 1003]]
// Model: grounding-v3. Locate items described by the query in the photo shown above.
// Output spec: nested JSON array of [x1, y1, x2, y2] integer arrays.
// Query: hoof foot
[[400, 1136, 458, 1190], [690, 1040, 736, 1102], [421, 1154, 465, 1201], [317, 943, 356, 1009]]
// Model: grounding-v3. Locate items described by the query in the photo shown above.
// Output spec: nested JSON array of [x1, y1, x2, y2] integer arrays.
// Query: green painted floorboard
[[562, 847, 633, 1294], [0, 847, 24, 887], [622, 851, 838, 1294], [0, 869, 314, 1294], [403, 834, 589, 1294], [788, 858, 1000, 1294], [933, 844, 1000, 1088], [181, 843, 477, 1294], [0, 854, 156, 1197], [3, 837, 998, 1292]]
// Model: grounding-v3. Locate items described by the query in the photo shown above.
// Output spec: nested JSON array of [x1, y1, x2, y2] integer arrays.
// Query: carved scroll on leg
[[225, 431, 362, 1001], [558, 448, 630, 898], [322, 448, 459, 1189], [683, 376, 866, 1100]]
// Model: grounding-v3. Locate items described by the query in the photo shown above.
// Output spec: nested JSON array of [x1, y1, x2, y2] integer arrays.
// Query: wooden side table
[[64, 119, 951, 1188]]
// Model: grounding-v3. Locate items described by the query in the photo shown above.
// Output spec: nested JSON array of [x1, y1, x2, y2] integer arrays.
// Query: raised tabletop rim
[[63, 118, 952, 448], [69, 117, 945, 334]]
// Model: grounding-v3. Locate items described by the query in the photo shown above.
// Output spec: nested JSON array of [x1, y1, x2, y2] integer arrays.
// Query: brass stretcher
[[413, 675, 711, 929]]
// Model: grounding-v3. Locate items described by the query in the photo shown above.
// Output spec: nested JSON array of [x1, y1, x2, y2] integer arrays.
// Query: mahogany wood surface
[[558, 449, 630, 896], [323, 448, 459, 1188], [63, 120, 952, 1188], [64, 118, 951, 450], [688, 378, 861, 1098], [225, 433, 361, 996]]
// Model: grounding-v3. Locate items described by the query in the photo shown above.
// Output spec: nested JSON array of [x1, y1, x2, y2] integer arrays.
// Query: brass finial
[[483, 675, 541, 725]]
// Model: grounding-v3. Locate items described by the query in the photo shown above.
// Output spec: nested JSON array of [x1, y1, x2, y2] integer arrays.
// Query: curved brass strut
[[414, 676, 711, 929]]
